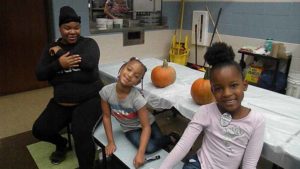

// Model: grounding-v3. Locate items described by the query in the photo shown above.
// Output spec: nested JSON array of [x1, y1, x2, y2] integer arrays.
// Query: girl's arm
[[101, 98, 116, 156], [134, 106, 151, 168], [242, 119, 265, 169], [104, 3, 116, 19], [159, 110, 207, 169]]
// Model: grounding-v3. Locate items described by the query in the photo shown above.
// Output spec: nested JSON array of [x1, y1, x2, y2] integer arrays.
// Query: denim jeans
[[183, 154, 201, 169], [124, 122, 171, 154]]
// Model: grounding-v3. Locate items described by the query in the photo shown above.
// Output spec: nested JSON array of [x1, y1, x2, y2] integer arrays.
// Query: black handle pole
[[203, 8, 222, 66], [195, 24, 197, 65]]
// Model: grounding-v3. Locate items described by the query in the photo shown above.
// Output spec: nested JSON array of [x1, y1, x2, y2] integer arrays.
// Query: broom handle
[[195, 24, 197, 65], [178, 0, 185, 54], [209, 8, 222, 47], [203, 7, 222, 66], [206, 6, 222, 42]]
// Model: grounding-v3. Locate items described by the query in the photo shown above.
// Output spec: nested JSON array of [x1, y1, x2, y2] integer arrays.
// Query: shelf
[[92, 7, 104, 11], [90, 7, 105, 21], [238, 49, 292, 93], [90, 25, 168, 34]]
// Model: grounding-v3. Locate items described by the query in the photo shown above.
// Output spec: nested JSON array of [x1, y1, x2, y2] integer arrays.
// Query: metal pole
[[195, 24, 198, 65]]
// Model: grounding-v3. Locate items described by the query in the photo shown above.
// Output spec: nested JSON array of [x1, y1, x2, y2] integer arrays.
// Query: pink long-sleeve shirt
[[160, 102, 265, 169]]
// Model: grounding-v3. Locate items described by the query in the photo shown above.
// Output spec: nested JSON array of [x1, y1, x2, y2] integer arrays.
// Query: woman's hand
[[58, 52, 82, 69], [105, 142, 116, 156], [133, 151, 145, 169]]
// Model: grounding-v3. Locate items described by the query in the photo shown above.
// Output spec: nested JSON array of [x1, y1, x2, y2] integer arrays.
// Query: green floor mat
[[27, 141, 78, 169]]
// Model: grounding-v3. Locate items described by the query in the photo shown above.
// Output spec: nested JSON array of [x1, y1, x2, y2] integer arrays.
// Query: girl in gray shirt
[[100, 57, 179, 168]]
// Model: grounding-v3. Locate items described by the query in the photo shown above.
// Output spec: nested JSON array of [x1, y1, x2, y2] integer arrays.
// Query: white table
[[93, 117, 184, 169], [97, 57, 300, 169]]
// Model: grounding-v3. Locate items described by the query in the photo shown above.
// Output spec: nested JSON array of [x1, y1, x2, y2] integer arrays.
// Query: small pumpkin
[[151, 59, 176, 88], [191, 68, 215, 105]]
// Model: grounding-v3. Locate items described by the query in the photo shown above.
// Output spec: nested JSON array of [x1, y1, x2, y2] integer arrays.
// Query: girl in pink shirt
[[159, 42, 265, 169]]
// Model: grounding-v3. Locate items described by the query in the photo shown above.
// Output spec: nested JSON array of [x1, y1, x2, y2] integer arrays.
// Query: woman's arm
[[36, 47, 63, 81], [101, 98, 116, 156], [134, 106, 151, 168], [241, 119, 265, 169], [104, 3, 116, 19], [77, 38, 100, 71]]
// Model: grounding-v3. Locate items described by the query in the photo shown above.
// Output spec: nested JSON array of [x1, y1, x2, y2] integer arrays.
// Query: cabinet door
[[0, 0, 50, 95]]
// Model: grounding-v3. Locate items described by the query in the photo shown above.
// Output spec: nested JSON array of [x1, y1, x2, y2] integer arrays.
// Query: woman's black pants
[[32, 95, 102, 169]]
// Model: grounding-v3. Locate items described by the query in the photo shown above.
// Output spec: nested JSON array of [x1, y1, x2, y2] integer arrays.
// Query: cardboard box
[[245, 66, 263, 84]]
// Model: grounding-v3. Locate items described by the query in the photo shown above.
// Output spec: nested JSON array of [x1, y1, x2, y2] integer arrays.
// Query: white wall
[[89, 28, 299, 76], [90, 30, 174, 64], [164, 0, 300, 2]]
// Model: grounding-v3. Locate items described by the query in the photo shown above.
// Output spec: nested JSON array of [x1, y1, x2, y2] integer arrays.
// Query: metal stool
[[66, 123, 72, 150]]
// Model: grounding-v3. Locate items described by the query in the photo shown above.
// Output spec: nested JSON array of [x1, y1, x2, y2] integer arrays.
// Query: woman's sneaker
[[50, 146, 68, 164]]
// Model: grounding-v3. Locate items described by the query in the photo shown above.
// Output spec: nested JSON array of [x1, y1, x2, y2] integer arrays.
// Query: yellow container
[[169, 49, 190, 65]]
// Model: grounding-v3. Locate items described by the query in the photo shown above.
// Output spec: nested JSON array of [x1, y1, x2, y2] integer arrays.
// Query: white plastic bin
[[286, 76, 300, 99], [288, 72, 300, 81], [106, 19, 113, 29], [96, 18, 107, 30], [113, 19, 123, 28]]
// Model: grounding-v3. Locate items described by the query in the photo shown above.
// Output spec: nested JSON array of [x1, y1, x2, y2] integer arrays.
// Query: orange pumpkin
[[151, 60, 176, 88], [191, 69, 215, 105]]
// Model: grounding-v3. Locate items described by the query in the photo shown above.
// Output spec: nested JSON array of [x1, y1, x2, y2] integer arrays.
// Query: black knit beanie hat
[[59, 6, 81, 26]]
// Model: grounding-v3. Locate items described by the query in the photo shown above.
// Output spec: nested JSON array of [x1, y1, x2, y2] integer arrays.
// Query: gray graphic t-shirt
[[100, 83, 155, 132]]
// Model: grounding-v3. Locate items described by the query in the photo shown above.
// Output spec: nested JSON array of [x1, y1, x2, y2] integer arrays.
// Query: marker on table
[[145, 155, 160, 163]]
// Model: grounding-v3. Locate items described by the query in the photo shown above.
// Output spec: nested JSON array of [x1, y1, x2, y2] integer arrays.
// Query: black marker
[[145, 155, 160, 163]]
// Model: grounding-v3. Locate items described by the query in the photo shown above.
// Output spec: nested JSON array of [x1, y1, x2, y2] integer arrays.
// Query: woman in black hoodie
[[32, 6, 103, 169]]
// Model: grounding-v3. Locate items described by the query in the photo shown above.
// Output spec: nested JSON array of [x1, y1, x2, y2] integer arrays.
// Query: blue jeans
[[124, 122, 171, 154], [183, 154, 201, 169]]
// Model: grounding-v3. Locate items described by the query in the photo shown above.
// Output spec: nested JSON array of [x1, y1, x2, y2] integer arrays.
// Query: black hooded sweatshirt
[[36, 36, 103, 103]]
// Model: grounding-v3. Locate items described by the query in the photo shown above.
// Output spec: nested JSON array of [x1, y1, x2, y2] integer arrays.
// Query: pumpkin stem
[[204, 67, 211, 80], [162, 59, 168, 67]]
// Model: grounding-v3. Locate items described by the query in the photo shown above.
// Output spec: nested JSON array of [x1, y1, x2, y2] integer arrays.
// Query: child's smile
[[119, 60, 144, 87], [211, 66, 247, 115]]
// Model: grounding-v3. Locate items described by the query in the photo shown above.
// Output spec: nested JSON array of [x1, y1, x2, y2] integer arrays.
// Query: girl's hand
[[105, 142, 116, 156], [49, 46, 61, 55], [133, 152, 145, 168], [58, 52, 82, 69]]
